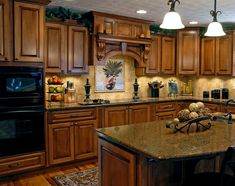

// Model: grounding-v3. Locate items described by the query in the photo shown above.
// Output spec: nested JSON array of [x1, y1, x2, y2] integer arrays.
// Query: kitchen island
[[96, 120, 235, 186]]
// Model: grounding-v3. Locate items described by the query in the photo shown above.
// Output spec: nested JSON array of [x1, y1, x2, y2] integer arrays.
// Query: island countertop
[[96, 121, 235, 161]]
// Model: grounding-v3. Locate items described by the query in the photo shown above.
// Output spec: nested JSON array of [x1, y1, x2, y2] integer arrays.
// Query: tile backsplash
[[46, 55, 235, 101]]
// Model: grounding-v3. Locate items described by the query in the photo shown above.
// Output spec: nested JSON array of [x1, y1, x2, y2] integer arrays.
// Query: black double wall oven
[[0, 66, 44, 157]]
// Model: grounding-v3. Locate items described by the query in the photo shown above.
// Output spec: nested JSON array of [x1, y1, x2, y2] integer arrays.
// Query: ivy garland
[[46, 7, 93, 35]]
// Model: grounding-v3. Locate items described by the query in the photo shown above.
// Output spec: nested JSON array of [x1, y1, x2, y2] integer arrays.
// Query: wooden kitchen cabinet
[[74, 120, 97, 160], [177, 29, 199, 75], [201, 32, 233, 75], [47, 108, 97, 165], [0, 0, 12, 62], [14, 1, 44, 62], [204, 103, 221, 112], [45, 23, 67, 73], [45, 23, 89, 74], [146, 35, 175, 75], [68, 26, 88, 74], [156, 102, 176, 120], [0, 152, 45, 176], [104, 106, 129, 127], [48, 122, 74, 165], [98, 139, 136, 186], [129, 104, 151, 124], [146, 35, 161, 74]]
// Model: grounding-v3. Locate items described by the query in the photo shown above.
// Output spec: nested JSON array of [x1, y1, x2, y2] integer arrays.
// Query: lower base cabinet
[[48, 120, 97, 165], [0, 152, 45, 176], [99, 139, 136, 186]]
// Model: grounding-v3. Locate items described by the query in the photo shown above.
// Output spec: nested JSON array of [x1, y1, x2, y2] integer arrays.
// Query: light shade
[[160, 11, 185, 29], [204, 21, 226, 37]]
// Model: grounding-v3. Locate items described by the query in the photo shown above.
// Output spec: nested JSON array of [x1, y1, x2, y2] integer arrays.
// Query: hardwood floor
[[0, 162, 97, 186]]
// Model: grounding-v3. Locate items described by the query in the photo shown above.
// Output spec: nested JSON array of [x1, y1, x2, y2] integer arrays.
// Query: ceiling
[[49, 0, 235, 26]]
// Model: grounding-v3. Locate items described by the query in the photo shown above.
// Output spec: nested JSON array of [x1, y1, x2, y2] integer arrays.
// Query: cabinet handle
[[4, 57, 8, 61], [8, 163, 20, 168], [15, 58, 18, 61], [68, 70, 71, 73]]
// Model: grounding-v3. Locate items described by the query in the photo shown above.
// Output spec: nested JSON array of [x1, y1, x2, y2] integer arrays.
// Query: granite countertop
[[96, 120, 235, 161], [45, 96, 232, 111]]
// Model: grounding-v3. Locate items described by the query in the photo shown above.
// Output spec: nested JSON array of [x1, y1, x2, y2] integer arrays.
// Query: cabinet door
[[216, 33, 233, 75], [45, 23, 67, 73], [162, 36, 175, 74], [201, 37, 216, 75], [68, 26, 88, 74], [48, 122, 74, 165], [99, 139, 136, 186], [104, 106, 129, 127], [177, 29, 199, 75], [129, 104, 150, 124], [14, 2, 44, 62], [0, 0, 12, 62], [146, 35, 161, 74], [74, 120, 97, 160]]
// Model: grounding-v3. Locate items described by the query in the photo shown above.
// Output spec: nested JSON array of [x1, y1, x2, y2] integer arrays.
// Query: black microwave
[[0, 66, 44, 107]]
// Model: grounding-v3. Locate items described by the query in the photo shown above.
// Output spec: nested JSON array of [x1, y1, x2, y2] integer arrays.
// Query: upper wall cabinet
[[201, 32, 233, 76], [0, 0, 13, 62], [68, 26, 88, 74], [146, 35, 175, 75], [45, 23, 89, 74], [177, 29, 199, 75], [45, 23, 67, 73], [14, 2, 45, 62]]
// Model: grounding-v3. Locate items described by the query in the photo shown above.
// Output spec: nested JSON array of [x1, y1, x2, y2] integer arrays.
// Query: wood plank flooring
[[0, 162, 97, 186]]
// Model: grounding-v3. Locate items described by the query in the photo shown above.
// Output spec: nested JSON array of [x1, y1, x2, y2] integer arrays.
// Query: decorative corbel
[[143, 44, 151, 63], [97, 40, 106, 61]]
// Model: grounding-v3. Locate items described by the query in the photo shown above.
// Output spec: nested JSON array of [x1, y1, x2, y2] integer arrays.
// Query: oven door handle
[[2, 110, 43, 114]]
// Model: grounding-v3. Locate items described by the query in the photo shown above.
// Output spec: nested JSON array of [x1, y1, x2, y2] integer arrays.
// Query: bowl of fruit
[[47, 75, 63, 85]]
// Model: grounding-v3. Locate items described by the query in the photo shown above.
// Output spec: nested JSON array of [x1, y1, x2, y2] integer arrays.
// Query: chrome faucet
[[225, 99, 234, 124]]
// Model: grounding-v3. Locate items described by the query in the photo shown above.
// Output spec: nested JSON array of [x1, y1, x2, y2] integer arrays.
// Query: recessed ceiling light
[[189, 21, 199, 25], [136, 10, 147, 14]]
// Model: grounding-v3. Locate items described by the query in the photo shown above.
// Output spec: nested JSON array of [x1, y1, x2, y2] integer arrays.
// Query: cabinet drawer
[[0, 152, 45, 175], [204, 103, 221, 112], [156, 102, 175, 112], [222, 105, 235, 114], [48, 109, 96, 123], [156, 111, 175, 121]]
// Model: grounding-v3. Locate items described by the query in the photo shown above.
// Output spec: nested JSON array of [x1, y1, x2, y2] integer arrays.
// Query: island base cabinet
[[98, 138, 183, 186], [98, 139, 136, 186]]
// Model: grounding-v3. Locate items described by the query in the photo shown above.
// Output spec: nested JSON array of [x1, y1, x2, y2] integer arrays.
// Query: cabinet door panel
[[45, 23, 67, 73], [48, 123, 74, 165], [216, 33, 233, 75], [0, 0, 12, 62], [14, 2, 44, 62], [74, 120, 97, 160], [177, 30, 199, 75], [68, 26, 88, 73], [201, 38, 216, 75], [129, 104, 150, 124], [162, 36, 175, 74], [146, 35, 161, 74], [104, 106, 129, 127], [99, 139, 136, 186]]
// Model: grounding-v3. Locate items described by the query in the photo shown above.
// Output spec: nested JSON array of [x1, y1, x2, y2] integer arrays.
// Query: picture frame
[[95, 59, 124, 92]]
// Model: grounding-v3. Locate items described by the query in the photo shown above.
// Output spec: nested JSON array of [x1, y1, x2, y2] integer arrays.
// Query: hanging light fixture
[[204, 0, 225, 37], [160, 0, 185, 29]]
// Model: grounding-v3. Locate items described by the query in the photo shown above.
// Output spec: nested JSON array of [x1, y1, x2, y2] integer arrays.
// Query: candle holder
[[133, 78, 140, 101], [84, 78, 91, 102]]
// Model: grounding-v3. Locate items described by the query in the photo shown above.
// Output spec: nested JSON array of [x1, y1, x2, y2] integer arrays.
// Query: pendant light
[[160, 0, 185, 30], [204, 0, 225, 37]]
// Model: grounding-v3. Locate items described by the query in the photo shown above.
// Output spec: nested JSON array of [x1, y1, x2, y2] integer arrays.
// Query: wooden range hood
[[88, 11, 153, 76]]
